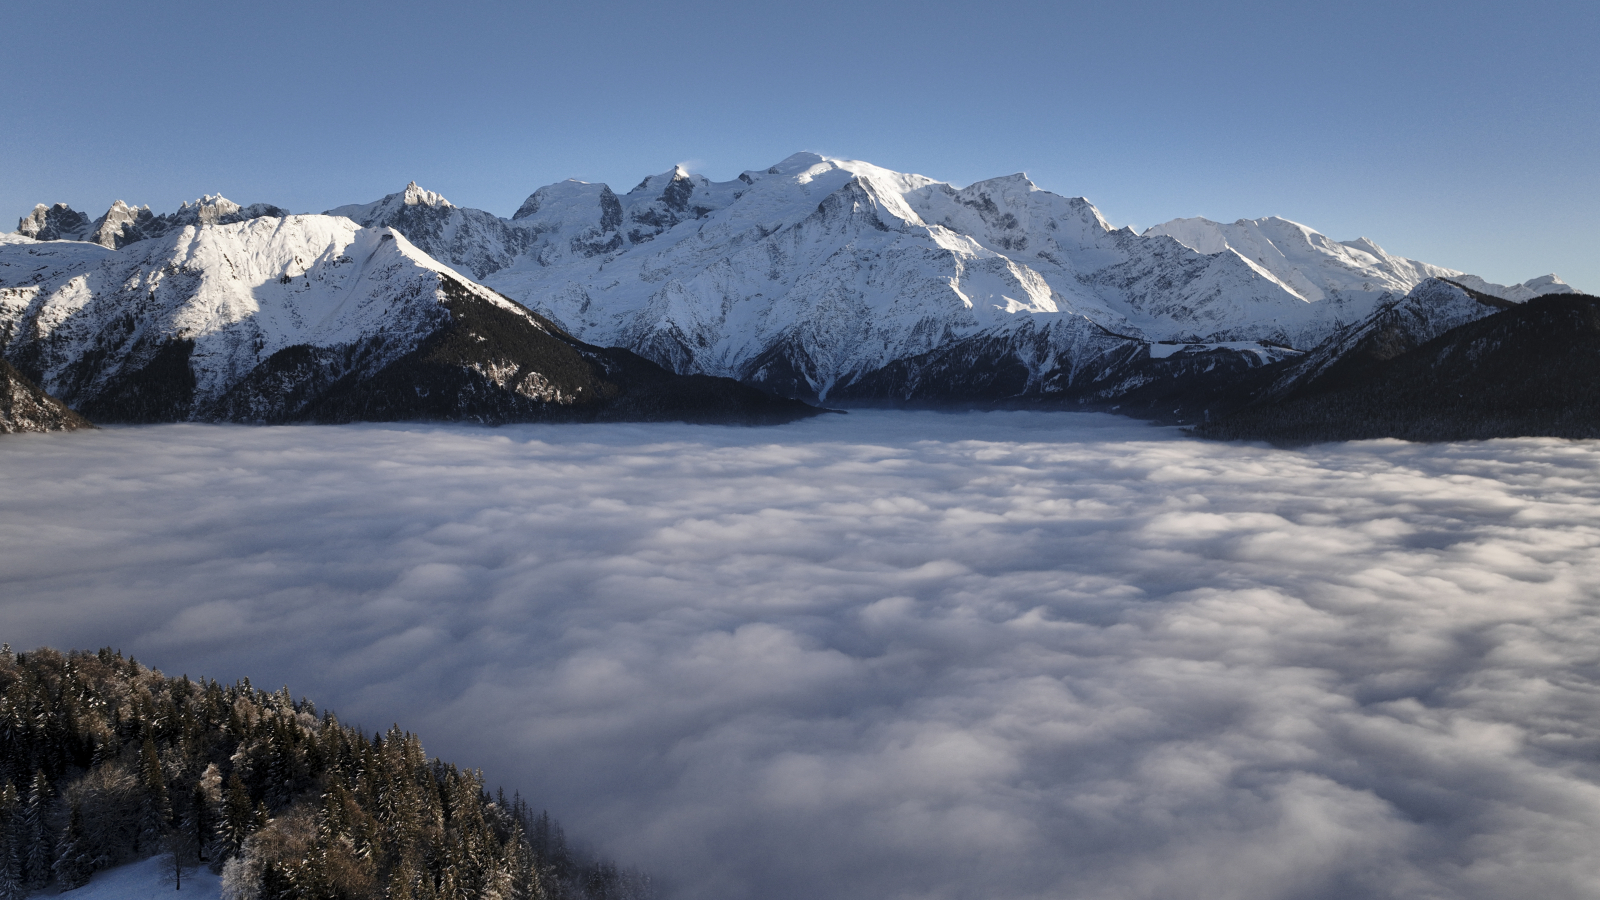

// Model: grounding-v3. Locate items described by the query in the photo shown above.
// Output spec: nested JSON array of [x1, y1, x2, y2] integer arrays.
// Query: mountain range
[[2, 152, 1580, 436]]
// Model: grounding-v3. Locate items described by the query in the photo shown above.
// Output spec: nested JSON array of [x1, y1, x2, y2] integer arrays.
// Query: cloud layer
[[4, 412, 1600, 899]]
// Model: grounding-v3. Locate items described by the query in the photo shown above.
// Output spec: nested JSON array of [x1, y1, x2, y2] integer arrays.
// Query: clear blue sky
[[3, 0, 1595, 290]]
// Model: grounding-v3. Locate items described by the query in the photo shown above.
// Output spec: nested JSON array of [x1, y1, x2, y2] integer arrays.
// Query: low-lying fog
[[4, 411, 1600, 900]]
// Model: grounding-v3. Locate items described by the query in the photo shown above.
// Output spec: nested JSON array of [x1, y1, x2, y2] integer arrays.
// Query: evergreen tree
[[0, 784, 22, 900], [53, 803, 90, 890], [21, 770, 49, 889], [221, 771, 257, 857], [137, 734, 172, 852]]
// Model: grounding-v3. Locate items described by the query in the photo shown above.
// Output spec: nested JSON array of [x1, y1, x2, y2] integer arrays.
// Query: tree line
[[0, 646, 652, 899]]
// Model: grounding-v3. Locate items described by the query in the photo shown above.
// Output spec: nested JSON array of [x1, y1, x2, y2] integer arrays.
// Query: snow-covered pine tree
[[21, 771, 50, 889], [52, 803, 90, 890], [221, 772, 257, 857], [0, 783, 23, 900], [137, 734, 172, 852]]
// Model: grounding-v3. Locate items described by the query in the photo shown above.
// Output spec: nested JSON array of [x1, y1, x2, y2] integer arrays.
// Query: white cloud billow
[[3, 411, 1600, 899]]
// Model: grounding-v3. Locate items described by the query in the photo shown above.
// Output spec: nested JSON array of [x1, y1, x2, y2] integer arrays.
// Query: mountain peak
[[15, 203, 92, 241], [402, 182, 452, 208], [91, 201, 155, 248], [775, 151, 827, 168], [179, 193, 236, 209], [1339, 237, 1388, 257], [762, 152, 834, 179], [990, 172, 1037, 189], [628, 165, 701, 197]]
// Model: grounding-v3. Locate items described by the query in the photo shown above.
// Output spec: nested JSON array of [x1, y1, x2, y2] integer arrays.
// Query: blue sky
[[3, 0, 1595, 289]]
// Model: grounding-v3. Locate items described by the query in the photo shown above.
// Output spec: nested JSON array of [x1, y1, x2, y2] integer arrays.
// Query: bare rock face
[[16, 196, 290, 250], [90, 199, 158, 248], [16, 203, 92, 242], [0, 358, 91, 433]]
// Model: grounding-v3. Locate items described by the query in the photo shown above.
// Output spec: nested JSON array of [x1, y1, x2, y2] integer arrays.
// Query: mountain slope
[[0, 221, 818, 425], [1248, 278, 1514, 403], [0, 356, 91, 432], [1194, 291, 1600, 443]]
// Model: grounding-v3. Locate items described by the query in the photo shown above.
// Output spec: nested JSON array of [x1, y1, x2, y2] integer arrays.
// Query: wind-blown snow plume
[[3, 412, 1600, 899]]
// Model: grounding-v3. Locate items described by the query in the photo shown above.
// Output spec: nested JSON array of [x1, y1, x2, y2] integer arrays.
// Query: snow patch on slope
[[58, 855, 221, 900]]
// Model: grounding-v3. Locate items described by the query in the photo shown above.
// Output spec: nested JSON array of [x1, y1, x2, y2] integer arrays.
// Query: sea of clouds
[[4, 410, 1600, 900]]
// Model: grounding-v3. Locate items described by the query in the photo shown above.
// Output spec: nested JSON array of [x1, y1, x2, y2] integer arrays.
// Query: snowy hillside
[[1145, 216, 1574, 306], [55, 855, 221, 900], [0, 217, 817, 424], [0, 356, 90, 433], [0, 216, 471, 415]]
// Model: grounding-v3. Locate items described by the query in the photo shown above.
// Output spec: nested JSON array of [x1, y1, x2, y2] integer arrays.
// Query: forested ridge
[[0, 646, 651, 899], [1193, 292, 1600, 445]]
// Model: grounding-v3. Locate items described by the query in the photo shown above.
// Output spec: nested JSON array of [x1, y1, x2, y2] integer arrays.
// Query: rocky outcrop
[[0, 358, 91, 433]]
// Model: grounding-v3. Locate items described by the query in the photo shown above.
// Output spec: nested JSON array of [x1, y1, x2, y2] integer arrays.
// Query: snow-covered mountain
[[6, 154, 1577, 421], [1142, 216, 1457, 306], [325, 182, 536, 280], [0, 218, 816, 424], [1145, 217, 1576, 306], [3, 215, 469, 416], [1449, 272, 1575, 303], [317, 153, 1568, 404]]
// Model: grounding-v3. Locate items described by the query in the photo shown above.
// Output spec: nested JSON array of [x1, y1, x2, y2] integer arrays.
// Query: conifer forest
[[0, 646, 650, 899]]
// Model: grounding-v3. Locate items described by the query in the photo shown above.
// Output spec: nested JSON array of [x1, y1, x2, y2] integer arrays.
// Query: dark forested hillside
[[0, 360, 90, 434], [0, 646, 650, 899], [1194, 292, 1600, 444]]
